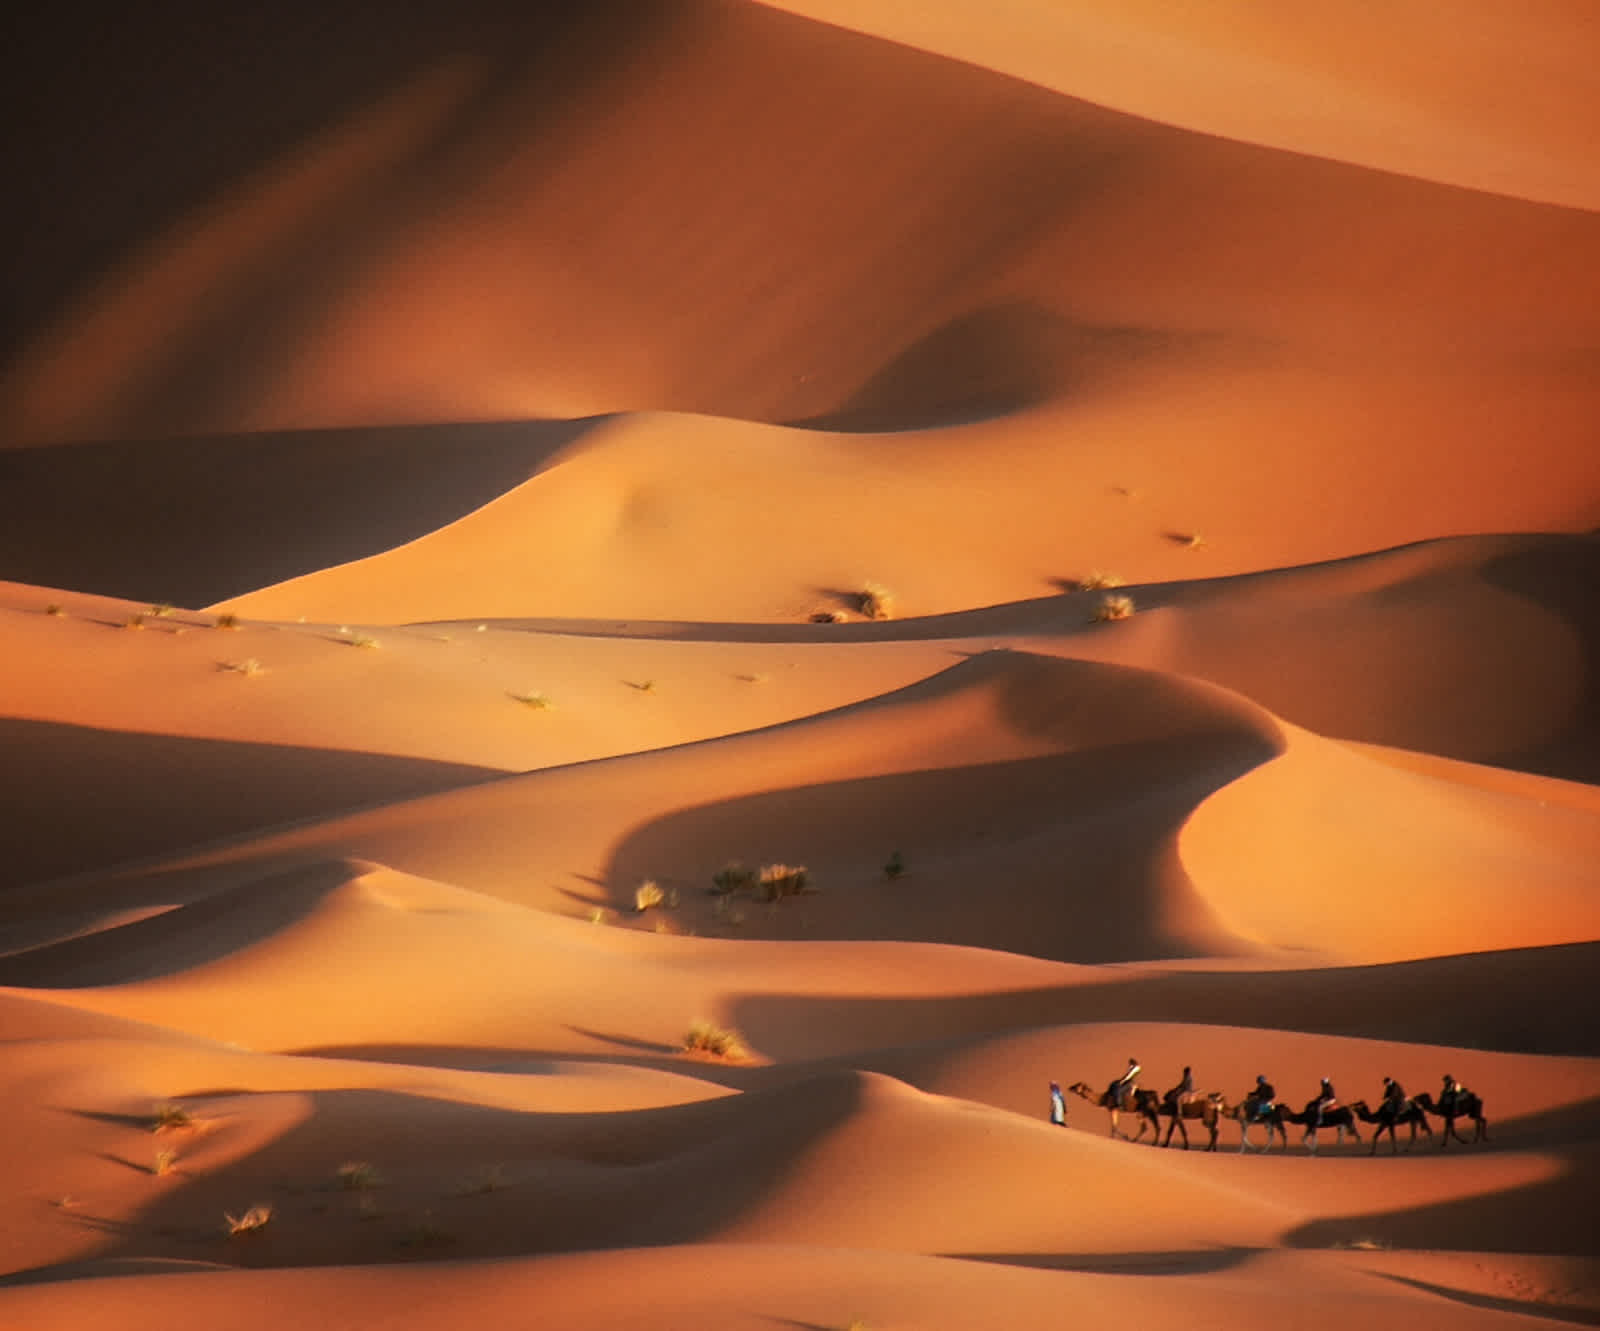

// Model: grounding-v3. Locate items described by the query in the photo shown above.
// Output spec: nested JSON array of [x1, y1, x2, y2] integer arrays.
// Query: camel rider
[[1440, 1073, 1466, 1115], [1050, 1081, 1067, 1126], [1164, 1065, 1194, 1113], [1382, 1077, 1408, 1115], [1247, 1074, 1275, 1120], [1315, 1077, 1338, 1126], [1112, 1058, 1141, 1110]]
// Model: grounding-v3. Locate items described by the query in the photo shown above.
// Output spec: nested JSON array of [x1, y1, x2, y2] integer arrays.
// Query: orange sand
[[1, 3, 1596, 1327]]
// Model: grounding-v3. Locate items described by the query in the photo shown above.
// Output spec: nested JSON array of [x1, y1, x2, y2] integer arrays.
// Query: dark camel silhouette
[[1158, 1092, 1225, 1150], [1224, 1096, 1289, 1153], [1066, 1080, 1161, 1143], [1411, 1090, 1489, 1146], [1278, 1098, 1363, 1153], [1350, 1097, 1434, 1154]]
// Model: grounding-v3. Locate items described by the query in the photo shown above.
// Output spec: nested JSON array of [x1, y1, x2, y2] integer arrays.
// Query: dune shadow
[[789, 304, 1210, 433], [1366, 1270, 1600, 1327], [0, 860, 359, 987], [1287, 1145, 1600, 1257], [943, 1246, 1256, 1276], [0, 1074, 868, 1280], [0, 717, 496, 895], [0, 417, 602, 606]]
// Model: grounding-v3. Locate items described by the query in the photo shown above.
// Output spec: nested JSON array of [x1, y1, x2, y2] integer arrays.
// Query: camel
[[1411, 1089, 1489, 1146], [1224, 1096, 1289, 1153], [1158, 1092, 1225, 1150], [1350, 1097, 1434, 1154], [1066, 1080, 1161, 1143], [1280, 1098, 1363, 1153]]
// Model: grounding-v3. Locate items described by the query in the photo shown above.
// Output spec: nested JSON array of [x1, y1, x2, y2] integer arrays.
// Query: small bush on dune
[[214, 612, 240, 629], [711, 862, 757, 896], [634, 880, 665, 912], [809, 609, 846, 624], [883, 850, 905, 881], [757, 863, 809, 901], [1090, 594, 1135, 623], [151, 1102, 193, 1132], [150, 603, 176, 618], [221, 657, 264, 676], [152, 1148, 178, 1176], [857, 582, 894, 620], [337, 1161, 380, 1190], [224, 1204, 273, 1236], [44, 603, 65, 617], [511, 690, 554, 710], [122, 614, 146, 631], [1077, 571, 1124, 590], [684, 1020, 747, 1061]]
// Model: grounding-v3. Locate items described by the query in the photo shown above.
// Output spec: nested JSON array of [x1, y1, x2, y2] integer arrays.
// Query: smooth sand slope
[[2, 2, 1597, 1328]]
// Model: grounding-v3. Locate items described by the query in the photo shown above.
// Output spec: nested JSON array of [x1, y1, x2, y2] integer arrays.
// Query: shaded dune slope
[[3, 1, 1596, 447]]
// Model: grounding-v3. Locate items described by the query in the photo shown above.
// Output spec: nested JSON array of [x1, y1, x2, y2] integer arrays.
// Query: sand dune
[[2, 2, 1596, 1326]]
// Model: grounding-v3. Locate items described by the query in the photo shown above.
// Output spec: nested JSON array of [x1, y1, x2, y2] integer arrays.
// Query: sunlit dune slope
[[4, 1, 1598, 446], [761, 0, 1600, 210]]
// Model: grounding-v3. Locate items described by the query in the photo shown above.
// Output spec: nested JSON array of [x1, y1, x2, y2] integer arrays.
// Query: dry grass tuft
[[214, 612, 240, 629], [1077, 571, 1124, 590], [337, 1161, 381, 1191], [152, 1148, 178, 1176], [857, 582, 895, 620], [224, 1204, 273, 1236], [684, 1020, 747, 1060], [1091, 594, 1135, 623], [711, 862, 757, 896], [44, 603, 65, 616], [122, 614, 146, 631], [757, 863, 810, 901], [634, 880, 665, 912], [809, 609, 846, 624], [349, 633, 380, 649], [883, 850, 906, 881], [221, 657, 265, 676], [511, 690, 554, 710], [152, 1102, 193, 1132]]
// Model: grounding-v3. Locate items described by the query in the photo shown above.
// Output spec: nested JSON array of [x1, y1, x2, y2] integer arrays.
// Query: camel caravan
[[1063, 1062, 1488, 1155]]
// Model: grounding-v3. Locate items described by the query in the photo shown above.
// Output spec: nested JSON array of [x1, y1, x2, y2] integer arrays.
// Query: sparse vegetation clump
[[152, 1148, 178, 1176], [122, 614, 146, 631], [857, 582, 894, 620], [809, 609, 846, 624], [757, 863, 809, 901], [634, 880, 665, 912], [883, 850, 905, 881], [1091, 593, 1135, 623], [224, 1204, 273, 1236], [684, 1019, 747, 1061], [337, 1161, 380, 1191], [511, 690, 554, 710], [214, 612, 240, 629], [711, 862, 757, 896], [221, 657, 264, 676], [1077, 571, 1124, 590], [150, 602, 176, 618], [349, 633, 380, 649], [44, 603, 65, 616], [152, 1102, 193, 1132]]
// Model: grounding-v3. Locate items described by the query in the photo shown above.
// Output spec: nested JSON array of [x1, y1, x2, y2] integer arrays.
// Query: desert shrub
[[512, 691, 553, 709], [711, 862, 757, 896], [337, 1161, 380, 1190], [757, 863, 809, 901], [123, 614, 146, 630], [214, 612, 240, 629], [1077, 571, 1124, 590], [151, 1102, 193, 1132], [224, 1204, 273, 1236], [153, 1148, 178, 1176], [634, 880, 665, 912], [883, 850, 905, 881], [809, 609, 846, 624], [684, 1020, 747, 1060], [857, 582, 894, 620], [44, 603, 64, 617], [1090, 594, 1135, 623], [221, 657, 264, 676]]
